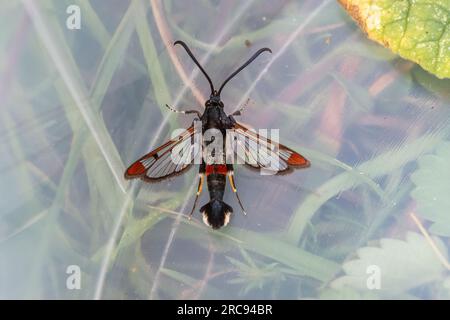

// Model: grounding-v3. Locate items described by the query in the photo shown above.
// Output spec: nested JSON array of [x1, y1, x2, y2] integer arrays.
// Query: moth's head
[[205, 90, 224, 108]]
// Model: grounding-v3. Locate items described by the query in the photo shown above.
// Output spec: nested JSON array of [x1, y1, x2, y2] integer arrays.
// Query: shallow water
[[1, 0, 450, 299]]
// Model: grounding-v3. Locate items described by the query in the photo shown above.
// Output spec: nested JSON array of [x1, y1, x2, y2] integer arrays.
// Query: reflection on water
[[1, 0, 450, 299]]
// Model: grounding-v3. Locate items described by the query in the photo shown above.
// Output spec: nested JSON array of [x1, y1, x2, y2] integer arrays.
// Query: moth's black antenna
[[217, 48, 272, 96], [174, 40, 215, 95]]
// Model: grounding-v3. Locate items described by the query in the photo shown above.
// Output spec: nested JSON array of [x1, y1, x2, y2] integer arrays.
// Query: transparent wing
[[124, 125, 199, 181], [228, 122, 310, 174]]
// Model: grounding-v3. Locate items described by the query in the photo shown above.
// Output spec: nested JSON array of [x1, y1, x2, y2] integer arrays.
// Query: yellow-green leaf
[[331, 232, 447, 294], [339, 0, 450, 79]]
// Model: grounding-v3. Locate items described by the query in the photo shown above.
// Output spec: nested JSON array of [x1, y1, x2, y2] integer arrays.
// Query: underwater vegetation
[[1, 0, 450, 299]]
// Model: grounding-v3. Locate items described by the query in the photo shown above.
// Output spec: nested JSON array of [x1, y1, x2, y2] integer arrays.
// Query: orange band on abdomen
[[205, 164, 228, 176]]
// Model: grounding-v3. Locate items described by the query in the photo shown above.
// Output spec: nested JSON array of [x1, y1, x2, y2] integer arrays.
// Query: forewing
[[229, 122, 309, 174], [124, 125, 198, 181]]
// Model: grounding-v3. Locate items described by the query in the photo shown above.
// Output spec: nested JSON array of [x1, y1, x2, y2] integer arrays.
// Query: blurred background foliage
[[0, 0, 449, 299]]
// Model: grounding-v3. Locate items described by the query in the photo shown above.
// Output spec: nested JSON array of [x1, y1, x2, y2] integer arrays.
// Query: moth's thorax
[[202, 103, 229, 129]]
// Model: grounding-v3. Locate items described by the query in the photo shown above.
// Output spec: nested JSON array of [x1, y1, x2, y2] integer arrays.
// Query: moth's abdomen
[[201, 165, 232, 229], [206, 168, 226, 200], [205, 164, 227, 176], [200, 199, 232, 229]]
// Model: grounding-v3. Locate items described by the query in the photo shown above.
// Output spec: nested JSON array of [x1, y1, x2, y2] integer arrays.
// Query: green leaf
[[411, 141, 450, 236], [331, 232, 447, 293], [412, 67, 450, 98], [339, 0, 450, 79]]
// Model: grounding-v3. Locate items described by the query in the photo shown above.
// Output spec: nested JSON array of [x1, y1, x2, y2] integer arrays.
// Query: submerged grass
[[1, 0, 450, 299]]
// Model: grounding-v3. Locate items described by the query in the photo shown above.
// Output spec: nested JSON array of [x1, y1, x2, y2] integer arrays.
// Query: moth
[[125, 40, 310, 229]]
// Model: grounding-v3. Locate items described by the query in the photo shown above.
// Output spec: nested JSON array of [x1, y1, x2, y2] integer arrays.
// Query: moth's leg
[[227, 114, 237, 126], [165, 104, 202, 118], [231, 98, 250, 116], [188, 164, 206, 219], [227, 169, 247, 216]]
